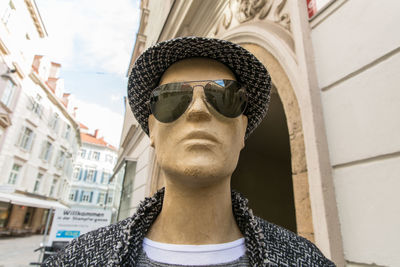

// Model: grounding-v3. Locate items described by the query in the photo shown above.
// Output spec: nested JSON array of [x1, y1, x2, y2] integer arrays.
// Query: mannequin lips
[[182, 131, 220, 144]]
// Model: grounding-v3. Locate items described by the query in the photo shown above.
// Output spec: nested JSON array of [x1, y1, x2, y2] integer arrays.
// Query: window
[[27, 94, 43, 118], [307, 0, 335, 19], [49, 178, 58, 197], [17, 126, 35, 151], [86, 169, 97, 183], [1, 79, 15, 107], [55, 150, 66, 169], [69, 189, 78, 201], [7, 163, 21, 184], [72, 167, 80, 180], [100, 172, 110, 184], [48, 112, 59, 133], [69, 190, 75, 201], [107, 195, 113, 204], [81, 191, 93, 203], [97, 193, 105, 204], [80, 149, 86, 158], [33, 173, 43, 193], [92, 151, 100, 161], [105, 155, 113, 164], [1, 0, 16, 26], [39, 140, 53, 162], [63, 124, 71, 140]]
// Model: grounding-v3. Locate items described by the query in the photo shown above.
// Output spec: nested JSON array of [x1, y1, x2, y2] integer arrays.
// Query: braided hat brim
[[127, 36, 271, 139]]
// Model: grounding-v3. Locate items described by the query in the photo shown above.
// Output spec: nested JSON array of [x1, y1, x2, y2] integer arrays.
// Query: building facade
[[0, 0, 81, 235], [115, 0, 400, 266], [65, 126, 121, 218]]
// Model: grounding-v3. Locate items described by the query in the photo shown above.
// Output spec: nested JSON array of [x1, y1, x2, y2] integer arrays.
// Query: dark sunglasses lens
[[150, 83, 192, 123], [204, 80, 247, 118]]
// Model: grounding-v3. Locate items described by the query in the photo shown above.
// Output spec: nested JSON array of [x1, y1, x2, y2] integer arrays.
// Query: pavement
[[0, 235, 45, 267]]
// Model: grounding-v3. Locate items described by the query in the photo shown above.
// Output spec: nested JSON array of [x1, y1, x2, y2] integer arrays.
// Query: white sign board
[[47, 208, 112, 246]]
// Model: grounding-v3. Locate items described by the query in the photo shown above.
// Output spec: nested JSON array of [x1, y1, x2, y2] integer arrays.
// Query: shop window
[[1, 79, 15, 108], [33, 172, 43, 193], [7, 163, 21, 184], [0, 202, 10, 228]]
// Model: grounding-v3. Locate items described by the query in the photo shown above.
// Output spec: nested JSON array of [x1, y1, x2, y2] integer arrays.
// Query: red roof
[[80, 132, 117, 151], [79, 123, 88, 130]]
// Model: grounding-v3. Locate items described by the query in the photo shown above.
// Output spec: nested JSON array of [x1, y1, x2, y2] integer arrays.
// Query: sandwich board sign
[[47, 208, 112, 246]]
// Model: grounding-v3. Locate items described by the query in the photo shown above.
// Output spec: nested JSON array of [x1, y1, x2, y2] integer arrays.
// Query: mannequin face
[[148, 58, 248, 187]]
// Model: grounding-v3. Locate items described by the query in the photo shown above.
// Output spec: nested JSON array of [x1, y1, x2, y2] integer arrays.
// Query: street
[[0, 235, 44, 267]]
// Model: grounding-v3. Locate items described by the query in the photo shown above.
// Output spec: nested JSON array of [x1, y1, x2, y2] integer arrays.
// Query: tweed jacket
[[43, 188, 335, 267]]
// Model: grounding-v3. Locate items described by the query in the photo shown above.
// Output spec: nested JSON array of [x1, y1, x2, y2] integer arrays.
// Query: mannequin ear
[[148, 115, 156, 148], [240, 115, 248, 149]]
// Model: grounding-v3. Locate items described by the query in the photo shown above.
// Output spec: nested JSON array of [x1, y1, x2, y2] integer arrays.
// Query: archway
[[232, 43, 315, 242], [232, 87, 297, 233]]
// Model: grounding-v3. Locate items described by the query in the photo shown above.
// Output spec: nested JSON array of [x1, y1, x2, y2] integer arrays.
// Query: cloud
[[71, 97, 124, 148], [110, 93, 122, 103], [36, 0, 140, 75]]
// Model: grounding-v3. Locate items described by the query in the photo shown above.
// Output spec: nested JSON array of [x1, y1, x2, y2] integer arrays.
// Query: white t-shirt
[[142, 238, 246, 266]]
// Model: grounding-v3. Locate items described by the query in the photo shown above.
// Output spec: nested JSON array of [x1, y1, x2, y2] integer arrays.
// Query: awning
[[0, 192, 69, 209]]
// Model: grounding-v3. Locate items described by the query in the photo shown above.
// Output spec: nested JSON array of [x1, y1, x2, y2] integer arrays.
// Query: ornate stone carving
[[215, 0, 291, 35]]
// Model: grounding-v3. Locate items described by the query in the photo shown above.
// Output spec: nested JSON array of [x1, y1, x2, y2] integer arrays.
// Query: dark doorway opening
[[231, 90, 296, 233]]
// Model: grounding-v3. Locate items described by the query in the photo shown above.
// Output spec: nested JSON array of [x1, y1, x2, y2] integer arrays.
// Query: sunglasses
[[148, 79, 248, 123]]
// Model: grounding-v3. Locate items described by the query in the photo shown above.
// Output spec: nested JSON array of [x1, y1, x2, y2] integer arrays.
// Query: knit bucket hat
[[127, 36, 271, 139]]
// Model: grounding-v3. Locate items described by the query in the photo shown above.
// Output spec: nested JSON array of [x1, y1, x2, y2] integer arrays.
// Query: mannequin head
[[148, 58, 248, 188]]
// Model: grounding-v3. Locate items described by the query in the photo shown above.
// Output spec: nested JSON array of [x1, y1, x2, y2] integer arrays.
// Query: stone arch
[[214, 23, 315, 241], [241, 43, 314, 242]]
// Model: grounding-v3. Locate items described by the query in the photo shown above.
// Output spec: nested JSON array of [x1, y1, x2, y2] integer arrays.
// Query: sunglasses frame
[[146, 79, 248, 123]]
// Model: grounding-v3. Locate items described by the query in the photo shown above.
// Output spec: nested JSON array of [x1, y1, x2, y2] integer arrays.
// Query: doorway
[[232, 88, 297, 233]]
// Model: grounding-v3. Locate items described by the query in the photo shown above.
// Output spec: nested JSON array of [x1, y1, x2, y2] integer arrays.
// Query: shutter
[[97, 193, 100, 203], [89, 192, 93, 202], [100, 172, 104, 184], [78, 169, 82, 180], [74, 190, 78, 201], [84, 170, 87, 181], [80, 190, 84, 202], [93, 171, 97, 183]]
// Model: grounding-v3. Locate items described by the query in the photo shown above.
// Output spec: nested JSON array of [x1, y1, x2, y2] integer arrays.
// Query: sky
[[35, 0, 141, 147]]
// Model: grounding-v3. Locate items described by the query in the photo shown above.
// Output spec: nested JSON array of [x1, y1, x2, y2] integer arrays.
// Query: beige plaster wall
[[311, 1, 400, 266]]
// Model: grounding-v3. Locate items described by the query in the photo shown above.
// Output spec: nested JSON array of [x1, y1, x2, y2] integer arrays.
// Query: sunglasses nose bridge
[[185, 85, 212, 120]]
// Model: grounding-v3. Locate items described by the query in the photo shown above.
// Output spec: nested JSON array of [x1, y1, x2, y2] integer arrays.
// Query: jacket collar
[[112, 188, 270, 266]]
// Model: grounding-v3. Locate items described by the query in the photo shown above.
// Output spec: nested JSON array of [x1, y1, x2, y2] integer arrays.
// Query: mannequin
[[43, 36, 335, 267], [146, 58, 246, 245]]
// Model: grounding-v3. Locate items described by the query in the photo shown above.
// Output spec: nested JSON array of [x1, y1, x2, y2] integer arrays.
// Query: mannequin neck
[[145, 172, 243, 244]]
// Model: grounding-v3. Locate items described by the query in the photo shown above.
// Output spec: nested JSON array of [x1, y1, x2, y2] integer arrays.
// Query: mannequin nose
[[186, 87, 212, 121]]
